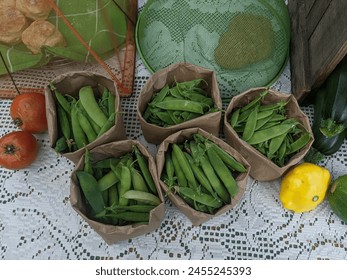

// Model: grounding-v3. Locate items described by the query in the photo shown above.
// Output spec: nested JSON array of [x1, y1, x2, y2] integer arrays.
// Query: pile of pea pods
[[51, 84, 116, 153], [229, 90, 312, 167], [161, 133, 247, 214], [76, 146, 161, 225], [143, 78, 219, 127]]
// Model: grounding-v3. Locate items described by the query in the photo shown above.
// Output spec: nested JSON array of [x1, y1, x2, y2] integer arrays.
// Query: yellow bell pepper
[[280, 162, 331, 213]]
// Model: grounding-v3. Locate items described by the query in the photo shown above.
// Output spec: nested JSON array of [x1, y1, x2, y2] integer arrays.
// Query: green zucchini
[[311, 56, 347, 155]]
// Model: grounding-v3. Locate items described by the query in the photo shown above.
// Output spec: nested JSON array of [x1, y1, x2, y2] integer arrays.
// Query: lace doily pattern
[[0, 0, 346, 260]]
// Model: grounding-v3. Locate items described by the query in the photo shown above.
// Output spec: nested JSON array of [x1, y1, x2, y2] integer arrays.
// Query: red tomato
[[0, 131, 38, 170], [10, 92, 48, 133]]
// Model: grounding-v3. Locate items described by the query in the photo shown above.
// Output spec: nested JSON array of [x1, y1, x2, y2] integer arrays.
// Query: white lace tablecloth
[[1, 0, 347, 260]]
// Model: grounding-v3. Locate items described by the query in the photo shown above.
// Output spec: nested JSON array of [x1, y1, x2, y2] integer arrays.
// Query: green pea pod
[[178, 187, 223, 208], [155, 100, 205, 114], [184, 152, 215, 196], [108, 91, 116, 117], [77, 110, 97, 143], [172, 144, 197, 189], [76, 171, 105, 215], [122, 190, 161, 206], [150, 84, 170, 105], [289, 132, 311, 154], [118, 165, 132, 206], [247, 123, 296, 145], [240, 89, 268, 113], [206, 147, 238, 197], [79, 86, 108, 127], [230, 108, 240, 127], [268, 132, 288, 156], [53, 87, 71, 116], [97, 113, 115, 137], [171, 148, 187, 188], [208, 142, 247, 173], [199, 153, 230, 204], [97, 170, 119, 192], [84, 148, 93, 175], [131, 167, 149, 193], [71, 104, 88, 150], [242, 106, 258, 142], [133, 146, 157, 194], [108, 184, 119, 224], [56, 103, 71, 142]]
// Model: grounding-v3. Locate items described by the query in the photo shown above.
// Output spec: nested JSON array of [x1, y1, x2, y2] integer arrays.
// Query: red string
[[46, 0, 132, 94]]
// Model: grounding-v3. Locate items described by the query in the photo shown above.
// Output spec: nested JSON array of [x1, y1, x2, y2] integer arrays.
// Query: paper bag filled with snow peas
[[137, 62, 222, 144], [70, 140, 165, 244], [223, 87, 313, 181], [156, 128, 250, 226], [45, 72, 126, 163]]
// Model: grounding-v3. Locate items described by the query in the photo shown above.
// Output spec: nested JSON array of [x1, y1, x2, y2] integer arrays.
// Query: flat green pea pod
[[79, 85, 108, 127], [122, 190, 161, 206], [52, 87, 71, 116], [97, 112, 115, 137], [71, 104, 88, 150], [83, 148, 93, 175], [108, 184, 119, 224], [184, 152, 215, 196], [178, 187, 223, 209], [240, 89, 268, 113], [206, 147, 238, 197], [97, 170, 119, 192], [77, 110, 97, 143], [150, 84, 170, 105], [163, 152, 175, 188], [230, 108, 240, 127], [172, 144, 197, 189], [76, 171, 105, 215], [130, 167, 149, 193], [242, 105, 259, 142], [133, 146, 157, 194], [155, 99, 205, 114], [289, 131, 311, 154], [107, 204, 156, 213], [56, 103, 71, 145], [247, 123, 296, 145], [108, 91, 116, 117], [199, 153, 230, 204], [118, 165, 132, 206], [268, 132, 288, 156], [171, 148, 187, 188], [206, 142, 247, 173]]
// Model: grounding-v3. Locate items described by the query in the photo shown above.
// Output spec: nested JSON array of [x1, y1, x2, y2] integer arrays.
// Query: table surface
[[1, 0, 347, 260]]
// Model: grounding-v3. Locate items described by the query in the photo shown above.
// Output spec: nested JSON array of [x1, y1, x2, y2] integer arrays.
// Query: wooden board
[[288, 0, 347, 101]]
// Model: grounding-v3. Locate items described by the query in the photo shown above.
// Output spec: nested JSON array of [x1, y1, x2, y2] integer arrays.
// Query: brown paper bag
[[223, 87, 314, 181], [45, 71, 127, 163], [70, 140, 165, 245], [137, 62, 222, 144], [156, 127, 250, 226]]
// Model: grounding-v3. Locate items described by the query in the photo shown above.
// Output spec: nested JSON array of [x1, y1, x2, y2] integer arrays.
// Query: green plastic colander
[[136, 0, 291, 99]]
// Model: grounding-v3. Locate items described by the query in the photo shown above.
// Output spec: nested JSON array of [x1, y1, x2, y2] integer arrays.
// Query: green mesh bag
[[136, 0, 290, 99], [0, 0, 128, 75]]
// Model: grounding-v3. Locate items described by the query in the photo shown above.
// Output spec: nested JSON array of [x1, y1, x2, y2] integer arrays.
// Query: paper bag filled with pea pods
[[137, 62, 223, 144], [70, 140, 165, 245], [223, 87, 314, 181], [45, 71, 127, 164], [156, 127, 250, 226]]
